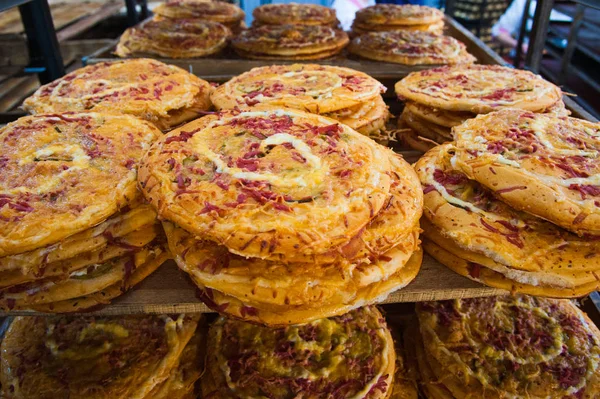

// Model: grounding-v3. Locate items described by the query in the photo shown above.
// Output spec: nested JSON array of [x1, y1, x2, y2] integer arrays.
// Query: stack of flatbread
[[252, 3, 339, 27], [352, 4, 444, 36], [211, 64, 390, 142], [395, 64, 566, 152], [23, 59, 213, 131], [0, 314, 204, 399], [415, 110, 600, 297], [0, 113, 164, 312], [138, 107, 423, 326], [202, 306, 418, 398], [153, 0, 245, 33], [408, 296, 600, 399]]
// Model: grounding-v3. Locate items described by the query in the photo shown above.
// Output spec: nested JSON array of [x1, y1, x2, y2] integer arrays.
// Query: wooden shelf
[[0, 255, 505, 316]]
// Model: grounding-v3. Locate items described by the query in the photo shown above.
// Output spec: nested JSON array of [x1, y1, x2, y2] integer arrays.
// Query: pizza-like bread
[[400, 108, 452, 143], [354, 4, 444, 26], [323, 95, 390, 138], [211, 64, 384, 113], [396, 126, 438, 153], [352, 20, 445, 35], [115, 18, 231, 59], [404, 101, 474, 128], [0, 113, 160, 258], [0, 314, 200, 399], [349, 31, 475, 65], [395, 65, 562, 113], [153, 0, 244, 29], [23, 59, 213, 131], [453, 110, 600, 235], [252, 3, 337, 26], [138, 107, 392, 260], [231, 25, 349, 59], [202, 306, 396, 398], [416, 144, 600, 295], [415, 296, 600, 399]]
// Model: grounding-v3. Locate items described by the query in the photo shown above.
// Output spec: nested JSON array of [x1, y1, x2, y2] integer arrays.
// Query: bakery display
[[252, 3, 338, 27], [416, 143, 600, 297], [115, 18, 231, 59], [23, 59, 213, 131], [412, 296, 600, 398], [349, 31, 475, 65], [0, 113, 164, 311], [138, 107, 423, 325], [202, 306, 418, 398], [211, 64, 390, 140], [153, 0, 245, 32], [395, 65, 564, 151], [352, 4, 445, 36], [0, 314, 203, 398], [231, 24, 349, 60]]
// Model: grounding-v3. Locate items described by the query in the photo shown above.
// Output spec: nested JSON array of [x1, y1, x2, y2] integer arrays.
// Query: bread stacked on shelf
[[394, 65, 565, 151], [138, 107, 423, 325], [0, 113, 164, 312], [115, 18, 231, 59], [153, 0, 245, 32], [202, 306, 418, 398], [211, 64, 390, 141], [231, 24, 349, 60], [349, 30, 476, 65], [352, 4, 445, 36], [0, 314, 203, 398], [409, 296, 600, 398], [23, 59, 213, 131], [415, 111, 600, 297], [252, 3, 339, 27]]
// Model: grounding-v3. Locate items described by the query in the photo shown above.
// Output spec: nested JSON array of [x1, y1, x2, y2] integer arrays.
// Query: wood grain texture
[[0, 254, 505, 316]]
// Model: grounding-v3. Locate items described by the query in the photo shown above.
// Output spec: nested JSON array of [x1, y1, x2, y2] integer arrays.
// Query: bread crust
[[354, 4, 444, 26], [252, 3, 337, 26]]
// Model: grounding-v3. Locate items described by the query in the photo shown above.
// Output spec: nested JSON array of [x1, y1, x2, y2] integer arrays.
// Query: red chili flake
[[496, 186, 527, 194]]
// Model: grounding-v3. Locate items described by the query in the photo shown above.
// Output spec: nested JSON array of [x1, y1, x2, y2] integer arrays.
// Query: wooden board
[[0, 254, 505, 316]]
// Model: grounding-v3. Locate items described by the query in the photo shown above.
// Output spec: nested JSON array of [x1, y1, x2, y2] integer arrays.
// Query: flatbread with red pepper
[[23, 59, 213, 131], [395, 65, 562, 113], [153, 0, 244, 29], [323, 95, 390, 138], [349, 31, 475, 65], [415, 296, 600, 399], [202, 306, 396, 399], [0, 113, 160, 258], [231, 25, 348, 60], [115, 18, 231, 59], [355, 4, 443, 26], [138, 107, 393, 260], [453, 110, 600, 235], [0, 314, 199, 398], [352, 20, 444, 36], [252, 3, 337, 26]]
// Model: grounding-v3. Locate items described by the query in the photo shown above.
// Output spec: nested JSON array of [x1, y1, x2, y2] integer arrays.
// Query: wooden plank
[[55, 2, 122, 42], [0, 254, 505, 316]]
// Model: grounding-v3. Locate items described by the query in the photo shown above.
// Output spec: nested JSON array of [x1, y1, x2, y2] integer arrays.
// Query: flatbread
[[453, 110, 600, 235], [354, 4, 444, 26], [0, 113, 160, 257], [324, 95, 390, 137], [153, 0, 244, 27], [252, 3, 337, 26], [400, 108, 452, 143], [352, 20, 444, 35], [404, 101, 474, 128]]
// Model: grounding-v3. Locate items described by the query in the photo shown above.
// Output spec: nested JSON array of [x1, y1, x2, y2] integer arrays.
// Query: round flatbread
[[404, 102, 474, 128], [354, 4, 444, 26], [395, 65, 562, 113], [211, 63, 385, 113], [202, 306, 395, 399], [0, 113, 160, 257], [323, 95, 389, 137], [252, 3, 337, 26], [23, 59, 213, 131], [115, 19, 230, 59], [153, 0, 244, 27], [231, 25, 349, 58], [416, 296, 600, 399], [352, 20, 445, 35], [349, 31, 475, 65], [396, 127, 437, 153], [138, 107, 392, 260], [416, 144, 600, 287], [400, 108, 452, 143], [0, 314, 199, 399], [453, 110, 600, 235]]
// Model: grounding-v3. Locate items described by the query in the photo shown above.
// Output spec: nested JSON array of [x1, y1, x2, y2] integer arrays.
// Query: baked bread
[[252, 3, 337, 26], [453, 110, 600, 235], [400, 107, 452, 142], [404, 101, 474, 128], [323, 95, 390, 138], [231, 25, 349, 60], [23, 59, 213, 131], [354, 4, 444, 27], [115, 18, 231, 59], [153, 0, 244, 30], [395, 65, 562, 113], [202, 306, 396, 398], [414, 296, 600, 398], [350, 31, 474, 65], [0, 314, 201, 399], [352, 20, 444, 36], [138, 107, 392, 260]]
